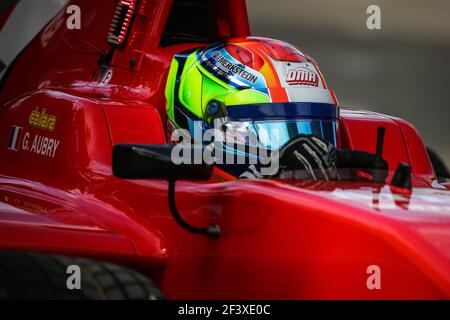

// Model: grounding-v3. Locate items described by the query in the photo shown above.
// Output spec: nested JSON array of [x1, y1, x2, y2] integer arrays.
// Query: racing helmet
[[165, 37, 339, 176]]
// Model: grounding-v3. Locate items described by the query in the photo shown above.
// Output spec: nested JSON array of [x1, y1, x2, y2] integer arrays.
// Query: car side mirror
[[112, 143, 220, 238], [112, 144, 213, 181]]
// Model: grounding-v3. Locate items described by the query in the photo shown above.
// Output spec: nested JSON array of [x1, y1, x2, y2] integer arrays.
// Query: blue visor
[[238, 118, 338, 150], [213, 118, 338, 177], [182, 102, 338, 150], [177, 102, 339, 177], [208, 102, 338, 149]]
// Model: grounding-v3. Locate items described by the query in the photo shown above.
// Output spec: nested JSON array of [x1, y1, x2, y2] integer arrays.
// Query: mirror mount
[[168, 179, 221, 238], [113, 143, 221, 238]]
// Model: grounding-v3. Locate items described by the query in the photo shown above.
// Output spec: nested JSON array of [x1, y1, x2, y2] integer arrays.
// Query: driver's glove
[[239, 164, 263, 179], [276, 135, 339, 181], [240, 135, 339, 181]]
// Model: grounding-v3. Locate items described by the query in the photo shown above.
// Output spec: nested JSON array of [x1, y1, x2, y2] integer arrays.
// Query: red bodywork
[[0, 0, 449, 299]]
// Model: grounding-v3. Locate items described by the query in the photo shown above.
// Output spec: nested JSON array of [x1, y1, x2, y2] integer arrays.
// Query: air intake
[[107, 0, 137, 46]]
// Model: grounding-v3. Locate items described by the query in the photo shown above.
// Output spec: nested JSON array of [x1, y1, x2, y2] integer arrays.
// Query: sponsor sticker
[[286, 67, 318, 87], [29, 107, 56, 131], [211, 52, 258, 84]]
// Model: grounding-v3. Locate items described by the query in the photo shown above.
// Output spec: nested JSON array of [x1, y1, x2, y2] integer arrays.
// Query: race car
[[0, 0, 449, 299]]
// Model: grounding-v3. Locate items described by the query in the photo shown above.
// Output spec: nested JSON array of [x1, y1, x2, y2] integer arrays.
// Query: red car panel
[[0, 0, 448, 299]]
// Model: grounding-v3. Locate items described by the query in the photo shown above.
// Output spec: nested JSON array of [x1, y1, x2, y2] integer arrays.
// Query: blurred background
[[248, 0, 450, 166]]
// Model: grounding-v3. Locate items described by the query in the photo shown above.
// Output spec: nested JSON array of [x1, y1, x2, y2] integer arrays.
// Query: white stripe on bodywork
[[0, 0, 69, 80]]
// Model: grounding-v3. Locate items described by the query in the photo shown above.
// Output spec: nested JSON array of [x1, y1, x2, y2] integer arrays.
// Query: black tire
[[427, 147, 450, 181], [0, 251, 163, 300]]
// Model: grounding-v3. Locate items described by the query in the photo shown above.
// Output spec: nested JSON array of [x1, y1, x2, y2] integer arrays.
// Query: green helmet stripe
[[165, 50, 271, 129]]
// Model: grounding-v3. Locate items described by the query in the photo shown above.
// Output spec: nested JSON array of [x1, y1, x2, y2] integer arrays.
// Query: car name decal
[[8, 125, 60, 158]]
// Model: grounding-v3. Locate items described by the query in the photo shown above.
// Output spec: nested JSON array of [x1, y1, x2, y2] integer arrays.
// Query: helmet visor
[[207, 102, 338, 149], [193, 102, 338, 177], [219, 118, 337, 151]]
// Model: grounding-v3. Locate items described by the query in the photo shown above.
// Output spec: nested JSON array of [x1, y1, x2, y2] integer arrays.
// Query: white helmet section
[[270, 56, 336, 104]]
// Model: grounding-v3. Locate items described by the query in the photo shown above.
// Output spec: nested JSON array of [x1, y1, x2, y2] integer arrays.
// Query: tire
[[427, 147, 450, 181], [0, 251, 163, 300]]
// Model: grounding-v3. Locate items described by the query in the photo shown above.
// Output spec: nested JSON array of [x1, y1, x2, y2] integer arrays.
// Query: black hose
[[168, 179, 221, 238]]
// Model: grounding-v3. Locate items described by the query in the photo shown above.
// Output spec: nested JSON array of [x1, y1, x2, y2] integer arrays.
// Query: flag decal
[[8, 125, 22, 151]]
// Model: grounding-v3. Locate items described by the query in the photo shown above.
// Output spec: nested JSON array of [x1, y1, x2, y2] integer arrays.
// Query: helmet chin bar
[[168, 179, 221, 238]]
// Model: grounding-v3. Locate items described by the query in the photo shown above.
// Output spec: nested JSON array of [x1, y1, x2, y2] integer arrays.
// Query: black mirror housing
[[112, 144, 213, 181]]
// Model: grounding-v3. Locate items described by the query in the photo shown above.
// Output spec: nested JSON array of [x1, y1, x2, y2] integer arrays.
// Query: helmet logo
[[212, 52, 258, 84], [286, 67, 318, 87]]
